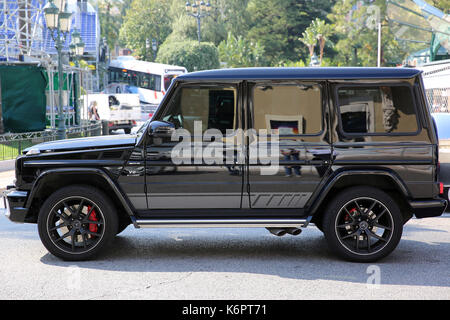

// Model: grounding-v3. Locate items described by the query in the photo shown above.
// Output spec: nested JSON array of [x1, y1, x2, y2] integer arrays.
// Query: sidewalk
[[0, 159, 15, 172], [0, 170, 14, 192]]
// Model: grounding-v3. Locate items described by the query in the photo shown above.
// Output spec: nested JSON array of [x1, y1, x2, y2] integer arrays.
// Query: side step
[[134, 218, 310, 228]]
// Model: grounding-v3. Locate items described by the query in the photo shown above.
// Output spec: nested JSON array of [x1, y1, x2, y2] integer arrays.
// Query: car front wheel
[[38, 185, 118, 261], [322, 186, 403, 262]]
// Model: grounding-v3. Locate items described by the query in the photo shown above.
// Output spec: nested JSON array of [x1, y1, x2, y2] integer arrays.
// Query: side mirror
[[148, 120, 175, 138]]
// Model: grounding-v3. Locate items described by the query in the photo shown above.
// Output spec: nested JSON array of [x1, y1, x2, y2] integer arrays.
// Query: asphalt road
[[0, 199, 449, 299]]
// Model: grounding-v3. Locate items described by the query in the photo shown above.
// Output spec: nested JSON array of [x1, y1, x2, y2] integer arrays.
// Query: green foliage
[[92, 0, 134, 48], [100, 0, 436, 69], [246, 0, 335, 65], [166, 0, 251, 46], [276, 60, 307, 67], [299, 28, 316, 57], [327, 0, 409, 67], [303, 18, 333, 65], [95, 0, 123, 49], [218, 32, 267, 67], [156, 40, 220, 72], [119, 0, 172, 61], [430, 0, 450, 14]]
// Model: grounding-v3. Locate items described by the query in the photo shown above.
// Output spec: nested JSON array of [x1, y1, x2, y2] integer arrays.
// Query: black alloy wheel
[[38, 185, 118, 261], [323, 186, 403, 262]]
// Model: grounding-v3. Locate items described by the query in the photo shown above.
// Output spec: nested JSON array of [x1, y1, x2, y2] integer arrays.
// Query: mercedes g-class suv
[[3, 67, 446, 262]]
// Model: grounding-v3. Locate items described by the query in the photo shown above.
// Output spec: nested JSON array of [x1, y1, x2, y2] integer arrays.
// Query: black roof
[[177, 67, 421, 81]]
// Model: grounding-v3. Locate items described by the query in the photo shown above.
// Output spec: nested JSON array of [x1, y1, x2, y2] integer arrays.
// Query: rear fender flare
[[308, 169, 411, 216]]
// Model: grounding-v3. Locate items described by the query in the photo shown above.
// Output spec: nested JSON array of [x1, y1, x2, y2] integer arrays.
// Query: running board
[[134, 218, 310, 228]]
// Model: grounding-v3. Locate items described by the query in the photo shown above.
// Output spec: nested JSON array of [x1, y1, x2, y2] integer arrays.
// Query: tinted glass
[[252, 84, 322, 135], [337, 86, 418, 134], [161, 86, 237, 134]]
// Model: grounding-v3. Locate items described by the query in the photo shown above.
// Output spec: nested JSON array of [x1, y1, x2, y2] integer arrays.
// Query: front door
[[246, 81, 332, 210], [145, 83, 244, 210]]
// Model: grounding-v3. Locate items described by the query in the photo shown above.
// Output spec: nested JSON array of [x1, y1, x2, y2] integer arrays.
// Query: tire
[[37, 185, 118, 261], [322, 186, 403, 262]]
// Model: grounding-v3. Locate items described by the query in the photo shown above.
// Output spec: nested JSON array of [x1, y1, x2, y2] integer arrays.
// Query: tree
[[92, 0, 133, 49], [311, 18, 332, 65], [299, 28, 316, 61], [119, 0, 172, 61], [156, 40, 220, 72], [430, 0, 450, 14], [328, 0, 409, 66], [165, 0, 251, 46], [95, 0, 121, 49], [246, 0, 335, 65], [218, 32, 266, 67]]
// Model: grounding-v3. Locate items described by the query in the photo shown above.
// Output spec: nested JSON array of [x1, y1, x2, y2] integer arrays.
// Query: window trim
[[248, 81, 326, 137], [334, 82, 422, 137]]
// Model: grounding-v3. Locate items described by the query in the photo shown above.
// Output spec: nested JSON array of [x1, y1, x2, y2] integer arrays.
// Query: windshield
[[136, 119, 151, 135]]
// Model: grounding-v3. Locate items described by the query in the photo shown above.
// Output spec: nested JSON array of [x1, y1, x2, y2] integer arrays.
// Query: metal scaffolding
[[0, 0, 51, 62], [0, 0, 98, 135]]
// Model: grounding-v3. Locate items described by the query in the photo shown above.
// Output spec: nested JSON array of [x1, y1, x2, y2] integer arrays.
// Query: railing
[[0, 120, 102, 160], [426, 88, 450, 113]]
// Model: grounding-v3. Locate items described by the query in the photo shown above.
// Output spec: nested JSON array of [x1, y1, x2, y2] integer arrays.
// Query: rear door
[[245, 81, 332, 210]]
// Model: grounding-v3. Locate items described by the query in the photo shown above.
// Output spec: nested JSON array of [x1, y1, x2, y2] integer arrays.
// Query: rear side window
[[252, 83, 323, 135], [337, 85, 418, 135]]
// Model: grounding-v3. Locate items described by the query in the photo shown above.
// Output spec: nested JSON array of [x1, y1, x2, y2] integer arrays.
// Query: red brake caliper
[[87, 205, 98, 234], [345, 208, 357, 221]]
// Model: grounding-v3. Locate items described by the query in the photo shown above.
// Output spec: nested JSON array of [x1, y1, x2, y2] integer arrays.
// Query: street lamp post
[[70, 28, 85, 59], [152, 39, 157, 60], [69, 28, 85, 127], [44, 0, 72, 140], [185, 1, 212, 44]]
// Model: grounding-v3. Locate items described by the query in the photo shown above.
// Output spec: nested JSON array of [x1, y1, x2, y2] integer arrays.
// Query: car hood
[[24, 134, 137, 153]]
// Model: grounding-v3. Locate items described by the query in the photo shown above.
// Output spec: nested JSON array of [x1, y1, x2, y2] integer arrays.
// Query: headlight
[[26, 148, 40, 155]]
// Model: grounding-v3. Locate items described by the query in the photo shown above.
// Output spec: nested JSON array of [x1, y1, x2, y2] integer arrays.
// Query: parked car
[[84, 93, 141, 134], [3, 67, 446, 262], [431, 112, 450, 208]]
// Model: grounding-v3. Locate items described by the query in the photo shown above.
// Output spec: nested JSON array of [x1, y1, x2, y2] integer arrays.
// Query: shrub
[[156, 40, 220, 72]]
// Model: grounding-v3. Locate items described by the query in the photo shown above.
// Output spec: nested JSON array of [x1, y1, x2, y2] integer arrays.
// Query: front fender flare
[[25, 167, 135, 218]]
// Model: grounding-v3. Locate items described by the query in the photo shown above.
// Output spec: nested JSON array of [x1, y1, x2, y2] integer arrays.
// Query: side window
[[154, 75, 162, 92], [140, 73, 150, 89], [337, 85, 418, 135], [252, 83, 322, 135], [160, 85, 237, 134], [126, 72, 138, 86]]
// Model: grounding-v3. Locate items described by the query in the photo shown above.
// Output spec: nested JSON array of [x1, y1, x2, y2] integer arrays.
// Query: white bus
[[106, 56, 187, 115]]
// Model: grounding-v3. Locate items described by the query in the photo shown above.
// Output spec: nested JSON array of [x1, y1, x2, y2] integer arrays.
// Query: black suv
[[3, 67, 446, 262]]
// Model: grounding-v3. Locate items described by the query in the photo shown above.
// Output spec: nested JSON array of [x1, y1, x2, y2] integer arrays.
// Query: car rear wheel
[[38, 185, 118, 261], [322, 186, 403, 262]]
